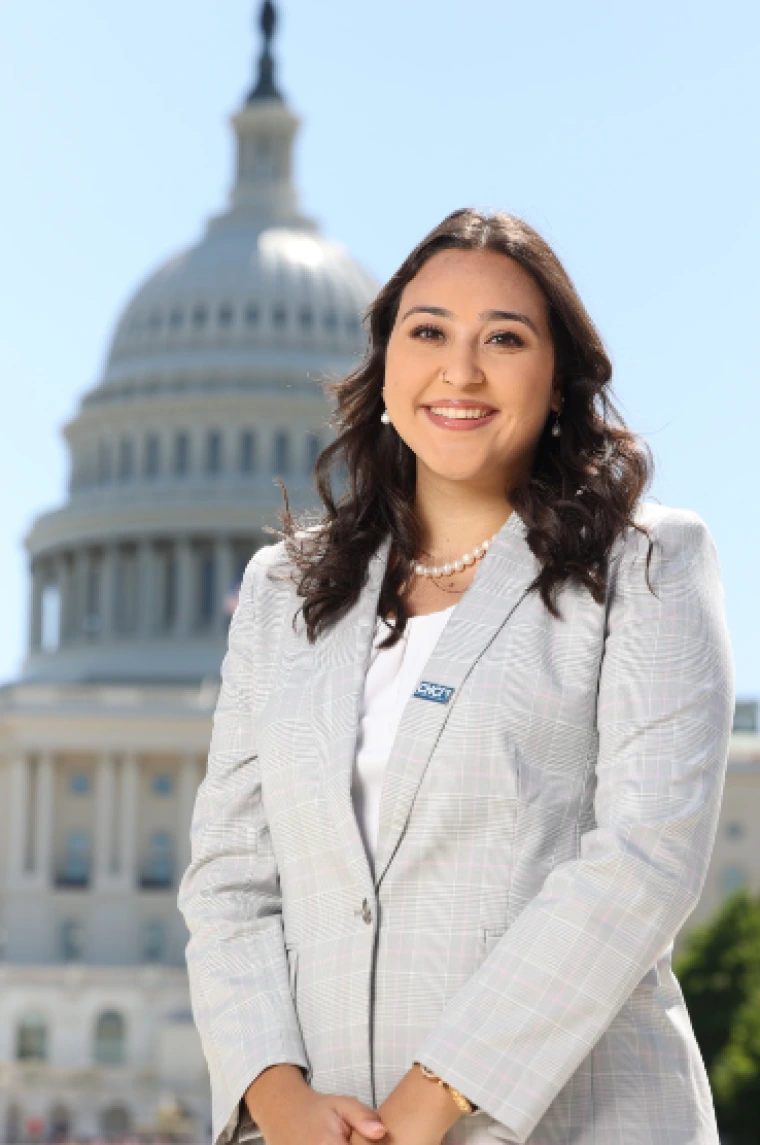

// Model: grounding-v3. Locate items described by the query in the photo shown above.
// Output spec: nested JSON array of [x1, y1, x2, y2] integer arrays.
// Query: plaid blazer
[[177, 502, 735, 1145]]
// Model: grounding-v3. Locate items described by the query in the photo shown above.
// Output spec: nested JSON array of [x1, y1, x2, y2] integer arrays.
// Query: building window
[[721, 865, 748, 897], [148, 311, 162, 332], [142, 831, 174, 888], [169, 309, 184, 330], [323, 310, 337, 332], [218, 303, 234, 327], [59, 919, 85, 962], [69, 772, 90, 795], [152, 773, 174, 795], [16, 1012, 47, 1061], [174, 432, 190, 475], [245, 303, 259, 326], [305, 432, 321, 474], [141, 920, 165, 963], [273, 430, 291, 475], [299, 307, 313, 330], [58, 830, 90, 887], [272, 304, 287, 328], [206, 431, 223, 475], [191, 304, 208, 329], [145, 434, 161, 478], [93, 1011, 125, 1067], [118, 438, 134, 480], [102, 1106, 131, 1139], [345, 313, 361, 335], [239, 430, 256, 474]]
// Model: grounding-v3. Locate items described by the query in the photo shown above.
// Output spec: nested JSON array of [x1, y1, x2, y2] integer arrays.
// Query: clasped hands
[[345, 1064, 462, 1145]]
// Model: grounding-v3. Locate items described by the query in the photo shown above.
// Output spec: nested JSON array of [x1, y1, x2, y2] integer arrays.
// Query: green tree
[[711, 990, 760, 1142], [674, 887, 760, 1141]]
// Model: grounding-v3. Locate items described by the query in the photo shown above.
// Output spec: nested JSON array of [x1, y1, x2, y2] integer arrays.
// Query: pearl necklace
[[412, 531, 499, 578]]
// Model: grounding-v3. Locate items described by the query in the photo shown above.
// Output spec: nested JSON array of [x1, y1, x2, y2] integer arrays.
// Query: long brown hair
[[272, 208, 654, 646]]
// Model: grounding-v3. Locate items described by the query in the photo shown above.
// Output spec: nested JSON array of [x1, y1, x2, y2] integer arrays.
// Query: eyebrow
[[399, 304, 539, 334]]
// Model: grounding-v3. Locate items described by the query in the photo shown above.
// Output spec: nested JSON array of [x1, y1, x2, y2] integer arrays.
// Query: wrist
[[244, 1063, 309, 1129], [413, 1061, 478, 1119]]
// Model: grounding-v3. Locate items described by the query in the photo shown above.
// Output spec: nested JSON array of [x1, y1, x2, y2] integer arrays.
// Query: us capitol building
[[0, 5, 377, 1141], [1, 5, 759, 1143]]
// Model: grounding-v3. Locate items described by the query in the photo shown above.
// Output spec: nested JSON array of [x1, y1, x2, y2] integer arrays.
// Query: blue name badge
[[413, 680, 455, 705]]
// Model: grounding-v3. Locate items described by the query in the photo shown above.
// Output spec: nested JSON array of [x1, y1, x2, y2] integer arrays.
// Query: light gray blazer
[[177, 502, 735, 1145]]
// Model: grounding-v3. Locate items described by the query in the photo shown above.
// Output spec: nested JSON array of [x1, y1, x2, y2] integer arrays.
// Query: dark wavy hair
[[271, 208, 655, 647]]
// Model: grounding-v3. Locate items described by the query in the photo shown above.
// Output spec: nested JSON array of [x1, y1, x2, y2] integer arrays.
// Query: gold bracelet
[[414, 1062, 479, 1115]]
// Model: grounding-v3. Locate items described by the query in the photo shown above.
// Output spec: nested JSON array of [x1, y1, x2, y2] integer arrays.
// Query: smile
[[428, 406, 494, 419], [423, 405, 498, 430]]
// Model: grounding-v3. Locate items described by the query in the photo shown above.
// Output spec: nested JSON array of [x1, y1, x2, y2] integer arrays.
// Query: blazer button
[[355, 898, 372, 925]]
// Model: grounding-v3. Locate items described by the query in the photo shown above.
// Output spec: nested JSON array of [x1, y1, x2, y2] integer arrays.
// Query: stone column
[[94, 753, 117, 886], [29, 558, 45, 651], [7, 754, 30, 882], [74, 548, 88, 642], [176, 538, 195, 637], [177, 755, 203, 878], [214, 538, 235, 634], [100, 543, 118, 641], [137, 539, 155, 637], [119, 752, 139, 889], [34, 751, 55, 887]]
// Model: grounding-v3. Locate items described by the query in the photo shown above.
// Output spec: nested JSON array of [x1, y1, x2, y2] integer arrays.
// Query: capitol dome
[[22, 3, 379, 686]]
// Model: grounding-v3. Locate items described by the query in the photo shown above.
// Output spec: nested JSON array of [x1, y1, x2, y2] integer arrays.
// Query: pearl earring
[[381, 409, 391, 425], [551, 411, 562, 437]]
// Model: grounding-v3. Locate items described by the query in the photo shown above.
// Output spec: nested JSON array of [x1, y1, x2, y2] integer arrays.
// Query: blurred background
[[0, 1, 758, 1141]]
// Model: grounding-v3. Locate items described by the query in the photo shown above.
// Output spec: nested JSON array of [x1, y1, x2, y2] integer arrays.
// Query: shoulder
[[609, 500, 721, 594]]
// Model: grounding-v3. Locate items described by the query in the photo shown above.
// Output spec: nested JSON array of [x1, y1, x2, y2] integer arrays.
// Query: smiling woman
[[275, 207, 653, 642], [178, 207, 734, 1145]]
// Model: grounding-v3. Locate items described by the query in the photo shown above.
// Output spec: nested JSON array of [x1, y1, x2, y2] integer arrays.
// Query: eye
[[410, 323, 445, 341], [487, 330, 525, 347]]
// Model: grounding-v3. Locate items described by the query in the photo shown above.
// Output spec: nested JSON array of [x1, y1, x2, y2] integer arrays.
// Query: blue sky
[[0, 0, 757, 698]]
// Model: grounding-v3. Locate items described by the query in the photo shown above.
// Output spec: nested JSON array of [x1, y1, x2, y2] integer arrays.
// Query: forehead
[[401, 248, 547, 317]]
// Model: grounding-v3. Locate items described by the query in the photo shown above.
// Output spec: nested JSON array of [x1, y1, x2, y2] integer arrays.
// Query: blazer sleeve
[[176, 550, 310, 1145], [414, 508, 735, 1143]]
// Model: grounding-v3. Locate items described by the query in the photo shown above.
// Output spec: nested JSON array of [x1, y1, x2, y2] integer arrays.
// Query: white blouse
[[350, 603, 457, 875]]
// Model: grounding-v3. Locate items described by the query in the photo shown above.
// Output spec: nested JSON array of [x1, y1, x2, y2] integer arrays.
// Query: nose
[[441, 341, 485, 386]]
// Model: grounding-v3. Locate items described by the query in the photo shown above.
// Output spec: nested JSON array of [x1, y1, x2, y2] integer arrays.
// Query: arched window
[[273, 430, 290, 475], [49, 1103, 70, 1143], [239, 430, 256, 474], [118, 438, 134, 480], [16, 1011, 47, 1061], [141, 920, 165, 963], [102, 1105, 131, 1140], [93, 1011, 126, 1067], [59, 829, 90, 887], [305, 432, 321, 474], [145, 434, 161, 478], [60, 918, 85, 962], [142, 831, 174, 888], [174, 431, 190, 475], [206, 430, 223, 474]]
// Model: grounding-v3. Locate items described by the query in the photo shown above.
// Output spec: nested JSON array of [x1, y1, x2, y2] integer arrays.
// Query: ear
[[550, 382, 563, 415]]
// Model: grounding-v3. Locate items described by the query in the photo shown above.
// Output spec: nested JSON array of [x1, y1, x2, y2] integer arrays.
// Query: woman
[[177, 209, 735, 1145]]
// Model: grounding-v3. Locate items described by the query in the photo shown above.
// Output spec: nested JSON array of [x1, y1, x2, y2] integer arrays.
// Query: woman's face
[[383, 248, 560, 494]]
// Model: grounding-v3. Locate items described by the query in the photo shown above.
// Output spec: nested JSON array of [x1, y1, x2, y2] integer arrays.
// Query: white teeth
[[429, 407, 493, 419]]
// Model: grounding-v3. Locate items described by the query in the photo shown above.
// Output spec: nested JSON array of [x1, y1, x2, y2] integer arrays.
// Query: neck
[[413, 471, 514, 562]]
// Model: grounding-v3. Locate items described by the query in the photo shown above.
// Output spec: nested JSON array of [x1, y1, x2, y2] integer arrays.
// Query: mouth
[[422, 401, 499, 430]]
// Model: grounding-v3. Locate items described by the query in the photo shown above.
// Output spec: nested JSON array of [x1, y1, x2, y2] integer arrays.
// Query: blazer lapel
[[309, 510, 540, 896], [372, 509, 540, 888]]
